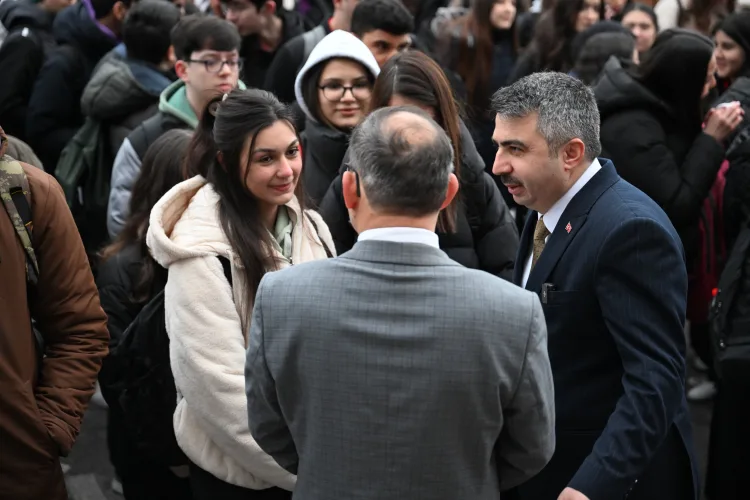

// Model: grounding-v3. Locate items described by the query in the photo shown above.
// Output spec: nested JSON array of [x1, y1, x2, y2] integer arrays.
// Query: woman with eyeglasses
[[319, 50, 519, 280], [295, 30, 380, 207]]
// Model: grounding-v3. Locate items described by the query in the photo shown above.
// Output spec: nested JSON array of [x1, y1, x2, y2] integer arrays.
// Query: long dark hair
[[369, 50, 459, 233], [632, 28, 714, 131], [529, 0, 603, 73], [445, 0, 523, 109], [100, 129, 191, 302], [183, 89, 303, 304]]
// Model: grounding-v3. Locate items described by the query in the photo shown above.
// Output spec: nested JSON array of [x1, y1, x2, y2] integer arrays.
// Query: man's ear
[[113, 1, 128, 22], [164, 45, 177, 67], [342, 171, 360, 210], [263, 0, 277, 16], [439, 172, 459, 210], [175, 60, 189, 82], [561, 138, 586, 171]]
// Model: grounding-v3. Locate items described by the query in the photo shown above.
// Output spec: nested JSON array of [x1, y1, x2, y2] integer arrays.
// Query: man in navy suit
[[491, 72, 698, 500]]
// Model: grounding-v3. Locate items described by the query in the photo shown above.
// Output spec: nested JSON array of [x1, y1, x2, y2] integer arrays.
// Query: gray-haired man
[[245, 106, 555, 499], [493, 73, 697, 500]]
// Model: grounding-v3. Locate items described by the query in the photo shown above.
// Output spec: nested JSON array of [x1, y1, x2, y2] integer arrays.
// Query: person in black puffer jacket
[[25, 0, 131, 170], [594, 29, 743, 263], [0, 0, 63, 141], [319, 50, 518, 280], [96, 129, 191, 500], [295, 29, 380, 207]]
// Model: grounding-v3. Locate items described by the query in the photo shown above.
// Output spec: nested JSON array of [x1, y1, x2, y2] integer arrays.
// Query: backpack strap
[[306, 214, 334, 258], [0, 155, 39, 285]]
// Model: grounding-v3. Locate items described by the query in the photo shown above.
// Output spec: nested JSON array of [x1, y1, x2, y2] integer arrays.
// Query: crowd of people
[[1, 0, 750, 499]]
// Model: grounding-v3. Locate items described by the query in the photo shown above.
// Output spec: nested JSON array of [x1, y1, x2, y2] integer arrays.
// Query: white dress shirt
[[358, 227, 440, 249], [521, 159, 602, 287]]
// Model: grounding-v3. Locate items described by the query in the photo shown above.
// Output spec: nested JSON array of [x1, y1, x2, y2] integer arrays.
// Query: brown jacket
[[0, 131, 109, 499]]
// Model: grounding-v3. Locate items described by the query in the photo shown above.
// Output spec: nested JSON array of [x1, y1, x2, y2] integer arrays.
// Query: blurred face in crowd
[[240, 121, 302, 209], [359, 30, 411, 68], [42, 0, 77, 13], [604, 0, 626, 19], [622, 10, 657, 53], [492, 113, 586, 214], [177, 48, 241, 112], [714, 30, 746, 80], [576, 0, 601, 32], [490, 0, 517, 30], [388, 94, 436, 119], [318, 58, 372, 130], [223, 0, 269, 36], [703, 54, 719, 98]]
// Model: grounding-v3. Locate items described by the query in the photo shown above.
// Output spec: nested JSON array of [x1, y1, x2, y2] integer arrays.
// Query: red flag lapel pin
[[565, 222, 572, 233]]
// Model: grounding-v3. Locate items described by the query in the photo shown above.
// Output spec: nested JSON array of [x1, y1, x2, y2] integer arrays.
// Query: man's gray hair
[[348, 106, 454, 216], [491, 72, 602, 159]]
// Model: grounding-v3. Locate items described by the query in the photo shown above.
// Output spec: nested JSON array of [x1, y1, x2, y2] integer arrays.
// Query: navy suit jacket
[[510, 161, 698, 500]]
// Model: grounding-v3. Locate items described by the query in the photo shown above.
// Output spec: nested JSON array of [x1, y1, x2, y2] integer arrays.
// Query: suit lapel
[[524, 160, 621, 292], [525, 213, 588, 292], [513, 211, 537, 286]]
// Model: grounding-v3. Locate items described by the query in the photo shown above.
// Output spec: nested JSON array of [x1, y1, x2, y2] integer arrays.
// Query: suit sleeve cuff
[[568, 455, 636, 500]]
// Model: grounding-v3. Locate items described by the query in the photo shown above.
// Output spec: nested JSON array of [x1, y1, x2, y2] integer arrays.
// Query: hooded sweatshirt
[[294, 30, 380, 206], [146, 175, 334, 489]]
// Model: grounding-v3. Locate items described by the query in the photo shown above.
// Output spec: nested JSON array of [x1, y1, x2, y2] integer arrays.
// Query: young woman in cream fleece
[[146, 89, 334, 499]]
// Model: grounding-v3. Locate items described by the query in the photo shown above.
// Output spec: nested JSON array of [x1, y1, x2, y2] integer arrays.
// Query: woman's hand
[[704, 101, 745, 144]]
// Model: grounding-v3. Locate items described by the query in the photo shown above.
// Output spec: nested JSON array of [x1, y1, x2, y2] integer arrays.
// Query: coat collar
[[341, 239, 461, 268], [513, 159, 620, 291]]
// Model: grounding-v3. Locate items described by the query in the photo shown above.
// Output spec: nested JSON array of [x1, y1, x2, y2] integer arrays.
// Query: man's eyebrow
[[497, 139, 528, 149]]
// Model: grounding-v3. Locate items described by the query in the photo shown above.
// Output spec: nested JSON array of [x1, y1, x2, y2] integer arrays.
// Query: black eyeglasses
[[345, 163, 361, 197], [187, 58, 243, 74], [319, 82, 372, 102]]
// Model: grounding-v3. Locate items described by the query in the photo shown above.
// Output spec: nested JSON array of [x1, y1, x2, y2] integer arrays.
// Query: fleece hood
[[147, 176, 310, 269], [81, 44, 172, 120], [295, 30, 380, 122]]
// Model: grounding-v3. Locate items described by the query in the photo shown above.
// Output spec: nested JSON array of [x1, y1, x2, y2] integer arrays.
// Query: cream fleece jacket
[[146, 176, 334, 489]]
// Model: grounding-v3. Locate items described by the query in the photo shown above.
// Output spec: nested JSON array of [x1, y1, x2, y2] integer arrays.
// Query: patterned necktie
[[532, 217, 550, 269]]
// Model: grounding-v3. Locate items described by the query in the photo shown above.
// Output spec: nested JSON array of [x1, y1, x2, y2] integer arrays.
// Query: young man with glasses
[[107, 14, 244, 238]]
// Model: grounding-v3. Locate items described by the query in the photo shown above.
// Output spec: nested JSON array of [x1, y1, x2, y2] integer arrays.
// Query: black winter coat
[[96, 243, 167, 355], [0, 0, 56, 141], [717, 78, 750, 248], [26, 3, 118, 170], [594, 57, 725, 261], [318, 121, 519, 280], [300, 120, 349, 208]]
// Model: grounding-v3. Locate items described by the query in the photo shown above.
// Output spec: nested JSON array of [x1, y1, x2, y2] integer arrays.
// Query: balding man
[[245, 106, 555, 499]]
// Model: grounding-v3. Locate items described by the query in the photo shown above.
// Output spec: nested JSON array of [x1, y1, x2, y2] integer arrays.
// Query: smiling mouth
[[271, 183, 292, 192]]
